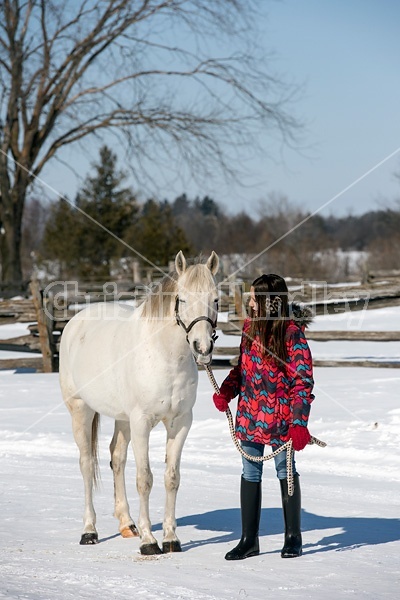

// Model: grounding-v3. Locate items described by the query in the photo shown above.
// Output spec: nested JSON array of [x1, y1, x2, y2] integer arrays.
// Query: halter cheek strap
[[174, 296, 218, 345]]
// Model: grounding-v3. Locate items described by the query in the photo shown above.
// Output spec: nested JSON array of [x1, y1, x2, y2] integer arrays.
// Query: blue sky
[[253, 0, 400, 217], [42, 0, 400, 218]]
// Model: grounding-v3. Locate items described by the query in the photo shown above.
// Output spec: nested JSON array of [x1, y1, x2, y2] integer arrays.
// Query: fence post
[[29, 278, 55, 373], [232, 280, 246, 329], [132, 259, 141, 284]]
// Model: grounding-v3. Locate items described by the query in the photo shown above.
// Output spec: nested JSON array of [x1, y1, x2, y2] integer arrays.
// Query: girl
[[213, 274, 314, 559]]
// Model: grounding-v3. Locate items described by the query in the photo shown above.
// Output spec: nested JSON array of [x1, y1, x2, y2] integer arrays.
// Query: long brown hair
[[245, 273, 289, 367]]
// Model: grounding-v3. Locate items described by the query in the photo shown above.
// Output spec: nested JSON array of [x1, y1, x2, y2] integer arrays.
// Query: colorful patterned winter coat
[[221, 308, 314, 446]]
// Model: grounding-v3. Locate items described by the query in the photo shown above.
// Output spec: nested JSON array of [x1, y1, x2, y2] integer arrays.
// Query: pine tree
[[40, 198, 80, 278], [127, 199, 193, 266], [41, 146, 138, 279]]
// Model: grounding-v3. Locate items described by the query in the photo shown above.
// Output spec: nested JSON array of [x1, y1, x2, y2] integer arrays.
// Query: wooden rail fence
[[1, 274, 400, 371]]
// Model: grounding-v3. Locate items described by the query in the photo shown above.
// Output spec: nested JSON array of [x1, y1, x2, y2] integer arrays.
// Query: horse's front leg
[[162, 410, 193, 553], [129, 413, 161, 555], [109, 420, 139, 538]]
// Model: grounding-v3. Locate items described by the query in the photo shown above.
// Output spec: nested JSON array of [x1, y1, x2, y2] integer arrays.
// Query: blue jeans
[[241, 440, 298, 482]]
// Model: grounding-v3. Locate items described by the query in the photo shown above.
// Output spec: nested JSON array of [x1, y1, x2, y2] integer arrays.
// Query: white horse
[[59, 251, 219, 554]]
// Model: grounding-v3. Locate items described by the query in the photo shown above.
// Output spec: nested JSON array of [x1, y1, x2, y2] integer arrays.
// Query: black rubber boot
[[280, 474, 302, 558], [225, 477, 261, 561]]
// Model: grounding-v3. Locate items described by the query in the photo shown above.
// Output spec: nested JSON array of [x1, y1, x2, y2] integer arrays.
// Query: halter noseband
[[174, 296, 218, 345]]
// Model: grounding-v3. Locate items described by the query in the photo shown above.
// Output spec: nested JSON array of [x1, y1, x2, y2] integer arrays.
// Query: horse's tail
[[92, 412, 101, 489]]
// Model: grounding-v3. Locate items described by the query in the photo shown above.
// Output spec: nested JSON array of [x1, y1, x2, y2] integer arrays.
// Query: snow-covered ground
[[0, 307, 400, 599], [310, 305, 400, 331]]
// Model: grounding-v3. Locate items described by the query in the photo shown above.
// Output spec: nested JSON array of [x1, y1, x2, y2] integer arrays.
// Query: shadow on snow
[[152, 508, 400, 555]]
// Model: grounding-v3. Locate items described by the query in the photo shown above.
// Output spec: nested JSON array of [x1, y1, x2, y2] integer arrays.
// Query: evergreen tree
[[40, 198, 81, 278], [194, 196, 221, 217], [75, 146, 138, 278], [127, 199, 193, 266], [41, 146, 138, 279], [171, 194, 191, 217]]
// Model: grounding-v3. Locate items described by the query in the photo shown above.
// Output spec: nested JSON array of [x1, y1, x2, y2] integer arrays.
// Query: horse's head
[[174, 250, 219, 365]]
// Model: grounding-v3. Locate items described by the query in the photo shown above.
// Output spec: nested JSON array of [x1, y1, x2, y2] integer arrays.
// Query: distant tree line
[[22, 146, 400, 282]]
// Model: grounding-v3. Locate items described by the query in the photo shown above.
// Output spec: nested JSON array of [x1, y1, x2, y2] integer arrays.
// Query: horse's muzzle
[[193, 340, 213, 365]]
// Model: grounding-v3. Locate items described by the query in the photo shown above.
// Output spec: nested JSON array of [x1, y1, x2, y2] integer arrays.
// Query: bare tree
[[0, 0, 297, 286]]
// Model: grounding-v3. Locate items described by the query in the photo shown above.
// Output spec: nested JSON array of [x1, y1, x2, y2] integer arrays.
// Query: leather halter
[[174, 296, 218, 345]]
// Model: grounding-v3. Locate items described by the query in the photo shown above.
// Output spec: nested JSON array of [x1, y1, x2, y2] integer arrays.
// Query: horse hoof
[[140, 543, 163, 555], [80, 533, 98, 545], [162, 541, 182, 553], [121, 524, 139, 538]]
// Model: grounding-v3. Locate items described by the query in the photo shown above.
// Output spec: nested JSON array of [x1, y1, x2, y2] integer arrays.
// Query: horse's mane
[[140, 271, 178, 321], [139, 258, 216, 321]]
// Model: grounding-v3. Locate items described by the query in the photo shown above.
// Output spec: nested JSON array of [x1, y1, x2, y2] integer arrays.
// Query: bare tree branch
[[0, 0, 300, 284]]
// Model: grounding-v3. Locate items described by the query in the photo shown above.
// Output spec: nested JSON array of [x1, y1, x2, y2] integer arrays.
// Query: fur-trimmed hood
[[290, 302, 313, 328]]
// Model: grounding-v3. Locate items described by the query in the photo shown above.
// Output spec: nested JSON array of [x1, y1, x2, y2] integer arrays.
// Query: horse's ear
[[206, 251, 219, 275], [175, 251, 187, 275]]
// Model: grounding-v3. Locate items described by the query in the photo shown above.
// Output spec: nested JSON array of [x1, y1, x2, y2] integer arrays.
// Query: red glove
[[289, 425, 311, 451], [213, 392, 230, 412]]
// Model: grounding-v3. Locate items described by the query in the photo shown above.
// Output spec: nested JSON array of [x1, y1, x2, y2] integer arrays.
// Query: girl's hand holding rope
[[213, 391, 231, 412], [205, 364, 326, 497]]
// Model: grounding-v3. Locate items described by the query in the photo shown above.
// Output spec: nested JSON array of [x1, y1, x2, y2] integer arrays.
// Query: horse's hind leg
[[162, 410, 193, 553], [109, 420, 139, 538], [66, 397, 99, 545]]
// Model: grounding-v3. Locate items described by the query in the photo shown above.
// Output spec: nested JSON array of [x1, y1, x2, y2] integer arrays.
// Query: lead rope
[[204, 363, 326, 496]]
